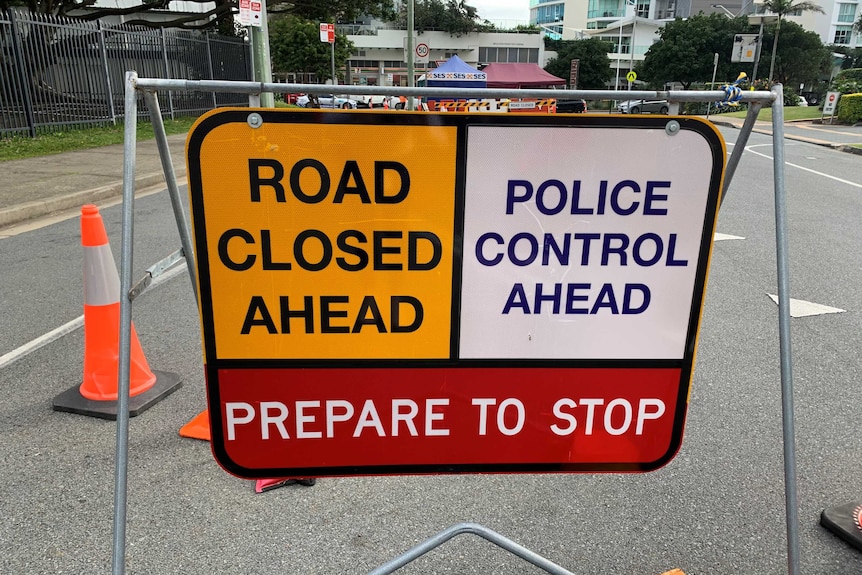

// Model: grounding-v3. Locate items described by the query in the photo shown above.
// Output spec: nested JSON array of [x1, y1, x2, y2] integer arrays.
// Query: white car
[[618, 99, 670, 114], [354, 95, 404, 109], [296, 94, 358, 109]]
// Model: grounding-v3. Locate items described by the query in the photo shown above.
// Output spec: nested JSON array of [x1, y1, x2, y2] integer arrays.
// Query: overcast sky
[[469, 0, 531, 23]]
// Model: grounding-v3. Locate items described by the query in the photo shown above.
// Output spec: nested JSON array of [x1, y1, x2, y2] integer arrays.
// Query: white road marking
[[766, 294, 845, 318], [744, 146, 862, 189], [714, 233, 745, 241], [0, 264, 188, 370]]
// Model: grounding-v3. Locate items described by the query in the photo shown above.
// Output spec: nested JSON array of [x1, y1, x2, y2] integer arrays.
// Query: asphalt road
[[2, 125, 862, 574]]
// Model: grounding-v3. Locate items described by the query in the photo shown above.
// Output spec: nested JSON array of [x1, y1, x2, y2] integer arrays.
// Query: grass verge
[[719, 106, 824, 123], [0, 116, 198, 162]]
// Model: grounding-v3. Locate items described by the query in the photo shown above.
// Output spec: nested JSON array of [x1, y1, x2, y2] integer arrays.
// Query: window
[[834, 25, 852, 44], [636, 0, 650, 18], [478, 47, 539, 63], [837, 3, 857, 23]]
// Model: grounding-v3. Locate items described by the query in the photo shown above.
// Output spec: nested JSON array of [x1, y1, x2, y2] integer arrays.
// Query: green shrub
[[836, 93, 862, 124], [832, 68, 862, 95]]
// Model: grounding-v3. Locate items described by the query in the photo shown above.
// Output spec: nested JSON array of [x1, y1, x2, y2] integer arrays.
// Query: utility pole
[[407, 0, 415, 110], [248, 1, 274, 108]]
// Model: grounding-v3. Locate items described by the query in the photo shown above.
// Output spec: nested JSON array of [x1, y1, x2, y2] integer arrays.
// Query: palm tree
[[759, 0, 825, 84]]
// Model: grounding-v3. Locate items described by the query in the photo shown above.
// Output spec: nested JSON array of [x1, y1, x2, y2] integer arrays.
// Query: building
[[529, 0, 860, 87], [342, 24, 548, 87]]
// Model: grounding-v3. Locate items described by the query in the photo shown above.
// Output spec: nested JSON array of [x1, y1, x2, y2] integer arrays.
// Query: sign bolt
[[665, 120, 680, 136], [247, 113, 263, 129]]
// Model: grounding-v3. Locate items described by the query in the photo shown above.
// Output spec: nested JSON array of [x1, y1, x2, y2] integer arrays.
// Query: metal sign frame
[[111, 73, 798, 575]]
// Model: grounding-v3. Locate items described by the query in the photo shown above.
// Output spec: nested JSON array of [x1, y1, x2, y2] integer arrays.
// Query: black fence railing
[[0, 10, 251, 138]]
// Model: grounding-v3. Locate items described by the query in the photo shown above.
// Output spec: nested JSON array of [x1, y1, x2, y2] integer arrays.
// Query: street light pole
[[751, 18, 764, 84]]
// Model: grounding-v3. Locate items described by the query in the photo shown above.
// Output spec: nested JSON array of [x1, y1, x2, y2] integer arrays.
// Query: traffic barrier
[[52, 204, 182, 420]]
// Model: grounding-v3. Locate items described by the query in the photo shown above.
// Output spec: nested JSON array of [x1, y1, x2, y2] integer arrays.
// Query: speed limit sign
[[415, 42, 430, 63]]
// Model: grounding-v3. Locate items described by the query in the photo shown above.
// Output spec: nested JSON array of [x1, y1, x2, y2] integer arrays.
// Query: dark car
[[555, 99, 588, 113]]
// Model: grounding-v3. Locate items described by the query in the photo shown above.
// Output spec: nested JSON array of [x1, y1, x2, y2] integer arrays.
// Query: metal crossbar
[[113, 72, 798, 575]]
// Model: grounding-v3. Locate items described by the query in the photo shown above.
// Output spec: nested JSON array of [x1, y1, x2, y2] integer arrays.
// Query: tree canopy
[[398, 0, 494, 36], [639, 14, 747, 89], [269, 15, 355, 83], [543, 37, 614, 89], [0, 0, 397, 30], [757, 21, 831, 86]]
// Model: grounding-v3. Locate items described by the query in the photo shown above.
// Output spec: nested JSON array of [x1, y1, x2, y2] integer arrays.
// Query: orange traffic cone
[[53, 205, 182, 420], [179, 409, 211, 440]]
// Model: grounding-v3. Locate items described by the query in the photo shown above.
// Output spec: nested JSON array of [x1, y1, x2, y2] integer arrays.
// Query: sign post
[[569, 59, 580, 90], [241, 0, 272, 107], [186, 111, 724, 478], [319, 23, 336, 85]]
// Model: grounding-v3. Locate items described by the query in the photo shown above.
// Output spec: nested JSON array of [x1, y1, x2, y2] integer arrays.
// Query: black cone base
[[820, 502, 862, 552], [52, 370, 182, 420]]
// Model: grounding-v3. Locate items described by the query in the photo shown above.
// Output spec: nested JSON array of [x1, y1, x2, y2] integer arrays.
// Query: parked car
[[618, 99, 669, 114], [296, 94, 358, 109], [354, 95, 402, 109], [555, 99, 588, 113]]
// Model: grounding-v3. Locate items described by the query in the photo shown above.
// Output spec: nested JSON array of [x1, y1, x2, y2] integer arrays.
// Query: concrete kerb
[[0, 171, 168, 229]]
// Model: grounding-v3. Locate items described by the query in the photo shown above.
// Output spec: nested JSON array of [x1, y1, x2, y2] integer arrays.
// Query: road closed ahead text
[[198, 123, 458, 360]]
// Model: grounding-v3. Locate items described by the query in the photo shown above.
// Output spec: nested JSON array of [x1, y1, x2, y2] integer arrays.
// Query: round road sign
[[416, 43, 429, 59], [626, 71, 637, 83]]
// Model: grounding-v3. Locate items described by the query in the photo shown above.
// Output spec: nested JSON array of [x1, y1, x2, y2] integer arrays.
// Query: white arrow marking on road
[[767, 294, 845, 318], [714, 233, 745, 241]]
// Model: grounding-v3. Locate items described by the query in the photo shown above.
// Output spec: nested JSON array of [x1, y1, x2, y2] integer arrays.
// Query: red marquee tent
[[482, 63, 567, 89]]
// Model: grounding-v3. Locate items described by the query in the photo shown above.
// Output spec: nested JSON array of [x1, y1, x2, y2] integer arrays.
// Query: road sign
[[732, 34, 758, 63], [823, 91, 840, 116], [319, 22, 334, 43], [239, 0, 261, 27], [415, 42, 430, 64], [187, 110, 724, 478], [626, 71, 637, 83]]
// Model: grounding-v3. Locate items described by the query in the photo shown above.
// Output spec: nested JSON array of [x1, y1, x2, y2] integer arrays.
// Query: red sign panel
[[212, 366, 681, 475]]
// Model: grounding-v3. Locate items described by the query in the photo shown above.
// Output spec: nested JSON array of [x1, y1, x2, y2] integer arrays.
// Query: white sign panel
[[732, 34, 758, 63], [460, 125, 715, 360], [823, 91, 840, 116], [238, 0, 251, 26], [415, 42, 430, 63], [248, 1, 262, 27]]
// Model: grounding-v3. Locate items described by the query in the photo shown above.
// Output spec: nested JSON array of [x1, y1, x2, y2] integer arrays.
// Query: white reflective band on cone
[[83, 244, 121, 306]]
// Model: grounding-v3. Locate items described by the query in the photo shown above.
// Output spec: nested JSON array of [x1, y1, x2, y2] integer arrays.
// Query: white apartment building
[[530, 0, 860, 86]]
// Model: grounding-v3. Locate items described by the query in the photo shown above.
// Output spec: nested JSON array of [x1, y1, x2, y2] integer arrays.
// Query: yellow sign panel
[[626, 71, 637, 83], [189, 113, 457, 360]]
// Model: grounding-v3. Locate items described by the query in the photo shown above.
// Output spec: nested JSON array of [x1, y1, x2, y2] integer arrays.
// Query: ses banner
[[186, 110, 725, 478]]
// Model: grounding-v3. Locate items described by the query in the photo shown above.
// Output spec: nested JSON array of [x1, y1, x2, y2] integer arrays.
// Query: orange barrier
[[52, 204, 182, 420]]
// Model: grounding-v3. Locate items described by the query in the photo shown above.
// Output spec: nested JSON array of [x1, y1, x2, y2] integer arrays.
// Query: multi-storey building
[[529, 0, 860, 87]]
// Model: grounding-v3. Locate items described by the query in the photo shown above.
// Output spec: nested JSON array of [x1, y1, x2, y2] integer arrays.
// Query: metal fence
[[0, 10, 251, 138]]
